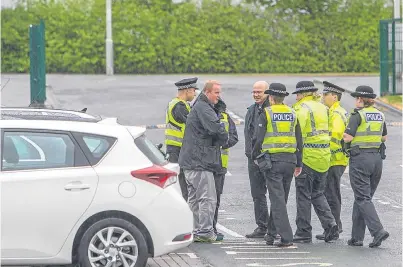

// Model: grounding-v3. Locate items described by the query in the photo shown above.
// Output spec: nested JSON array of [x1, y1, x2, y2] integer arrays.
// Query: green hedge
[[1, 0, 392, 74]]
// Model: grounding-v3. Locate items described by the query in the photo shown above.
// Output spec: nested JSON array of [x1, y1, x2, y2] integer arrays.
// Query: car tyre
[[78, 217, 148, 267]]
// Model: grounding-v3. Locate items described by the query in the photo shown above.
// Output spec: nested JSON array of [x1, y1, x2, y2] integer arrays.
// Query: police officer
[[343, 86, 389, 248], [251, 83, 303, 247], [165, 77, 197, 200], [245, 81, 271, 238], [316, 81, 349, 240], [213, 98, 239, 238], [292, 81, 339, 243]]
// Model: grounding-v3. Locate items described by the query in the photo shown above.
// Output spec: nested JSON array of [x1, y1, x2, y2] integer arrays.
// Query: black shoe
[[215, 231, 224, 239], [315, 233, 325, 240], [347, 238, 363, 246], [369, 230, 389, 248], [324, 224, 339, 242], [275, 240, 294, 247], [246, 227, 267, 238], [293, 235, 312, 243], [265, 234, 275, 245]]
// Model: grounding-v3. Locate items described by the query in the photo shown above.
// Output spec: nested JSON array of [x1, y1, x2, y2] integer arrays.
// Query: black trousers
[[324, 165, 346, 231], [213, 171, 226, 232], [264, 161, 295, 242], [168, 151, 188, 201], [248, 158, 269, 230], [295, 164, 336, 238], [349, 152, 384, 241]]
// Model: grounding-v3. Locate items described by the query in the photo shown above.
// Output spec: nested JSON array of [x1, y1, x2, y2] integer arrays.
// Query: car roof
[[1, 107, 102, 122], [0, 108, 146, 138]]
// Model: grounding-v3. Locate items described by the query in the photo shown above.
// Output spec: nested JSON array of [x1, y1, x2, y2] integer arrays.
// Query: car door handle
[[64, 182, 91, 191]]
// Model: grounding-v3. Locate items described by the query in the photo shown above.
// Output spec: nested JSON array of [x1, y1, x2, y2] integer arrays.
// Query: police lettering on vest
[[272, 113, 294, 122], [365, 113, 383, 122]]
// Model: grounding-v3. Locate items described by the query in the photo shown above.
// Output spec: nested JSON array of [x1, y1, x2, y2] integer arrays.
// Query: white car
[[1, 108, 193, 267]]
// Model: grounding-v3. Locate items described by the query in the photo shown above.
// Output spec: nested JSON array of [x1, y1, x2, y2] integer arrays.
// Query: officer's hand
[[294, 167, 302, 177]]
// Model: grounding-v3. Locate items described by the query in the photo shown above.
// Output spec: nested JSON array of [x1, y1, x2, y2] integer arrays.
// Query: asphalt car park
[[1, 74, 402, 267]]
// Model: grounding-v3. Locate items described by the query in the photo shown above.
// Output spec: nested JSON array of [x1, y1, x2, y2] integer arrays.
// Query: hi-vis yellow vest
[[165, 98, 190, 147], [220, 113, 230, 169], [295, 96, 331, 173], [329, 102, 349, 167], [351, 107, 385, 149], [262, 105, 297, 154]]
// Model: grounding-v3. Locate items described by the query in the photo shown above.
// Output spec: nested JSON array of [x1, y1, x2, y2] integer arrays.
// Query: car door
[[1, 129, 99, 259]]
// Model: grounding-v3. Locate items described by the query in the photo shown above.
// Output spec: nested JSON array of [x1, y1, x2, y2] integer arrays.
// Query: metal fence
[[380, 18, 402, 96]]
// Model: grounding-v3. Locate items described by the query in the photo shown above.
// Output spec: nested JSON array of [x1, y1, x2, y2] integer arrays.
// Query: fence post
[[29, 19, 47, 107], [379, 20, 389, 96]]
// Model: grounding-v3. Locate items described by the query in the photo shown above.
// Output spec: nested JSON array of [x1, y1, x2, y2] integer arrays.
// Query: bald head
[[253, 81, 269, 90], [252, 81, 269, 104]]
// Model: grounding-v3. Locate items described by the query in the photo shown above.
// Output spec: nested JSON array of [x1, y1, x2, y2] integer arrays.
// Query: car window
[[72, 133, 116, 166], [2, 131, 77, 171], [134, 134, 167, 166], [7, 135, 41, 160]]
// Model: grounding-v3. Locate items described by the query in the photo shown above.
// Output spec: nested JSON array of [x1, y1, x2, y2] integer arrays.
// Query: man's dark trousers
[[324, 165, 346, 232], [248, 158, 269, 230], [264, 162, 294, 242], [295, 164, 336, 238], [168, 151, 188, 201]]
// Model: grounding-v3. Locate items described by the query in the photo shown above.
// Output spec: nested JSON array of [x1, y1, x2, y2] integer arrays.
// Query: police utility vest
[[295, 96, 331, 173], [220, 112, 230, 169], [262, 105, 297, 154], [329, 102, 349, 167], [351, 107, 385, 149], [165, 98, 191, 147]]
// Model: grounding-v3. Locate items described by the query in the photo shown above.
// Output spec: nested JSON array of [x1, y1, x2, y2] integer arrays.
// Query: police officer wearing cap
[[315, 81, 349, 240], [165, 77, 197, 200], [252, 83, 303, 247], [292, 81, 339, 243], [343, 85, 389, 248]]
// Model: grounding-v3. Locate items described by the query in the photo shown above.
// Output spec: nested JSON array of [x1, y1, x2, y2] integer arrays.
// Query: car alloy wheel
[[88, 226, 139, 267]]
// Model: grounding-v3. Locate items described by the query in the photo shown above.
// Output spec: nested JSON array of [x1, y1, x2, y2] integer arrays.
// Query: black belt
[[359, 148, 379, 153]]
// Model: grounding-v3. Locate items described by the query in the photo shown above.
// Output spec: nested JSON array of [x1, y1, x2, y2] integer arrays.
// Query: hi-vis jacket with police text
[[165, 98, 191, 148], [329, 101, 349, 167], [350, 107, 385, 149], [252, 104, 303, 167], [294, 96, 331, 173]]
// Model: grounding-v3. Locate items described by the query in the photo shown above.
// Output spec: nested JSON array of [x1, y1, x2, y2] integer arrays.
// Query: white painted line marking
[[225, 217, 236, 220], [175, 252, 198, 259], [216, 223, 245, 238], [218, 209, 226, 213], [236, 257, 321, 260], [400, 165, 403, 167], [247, 263, 333, 267], [377, 200, 391, 205], [226, 251, 308, 255], [392, 205, 401, 208], [221, 246, 298, 249]]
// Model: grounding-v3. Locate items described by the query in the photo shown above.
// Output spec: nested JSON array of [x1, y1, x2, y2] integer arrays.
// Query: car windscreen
[[133, 134, 167, 166]]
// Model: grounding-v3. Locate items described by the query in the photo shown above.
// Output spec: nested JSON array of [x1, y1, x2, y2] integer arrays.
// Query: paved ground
[[1, 74, 402, 267]]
